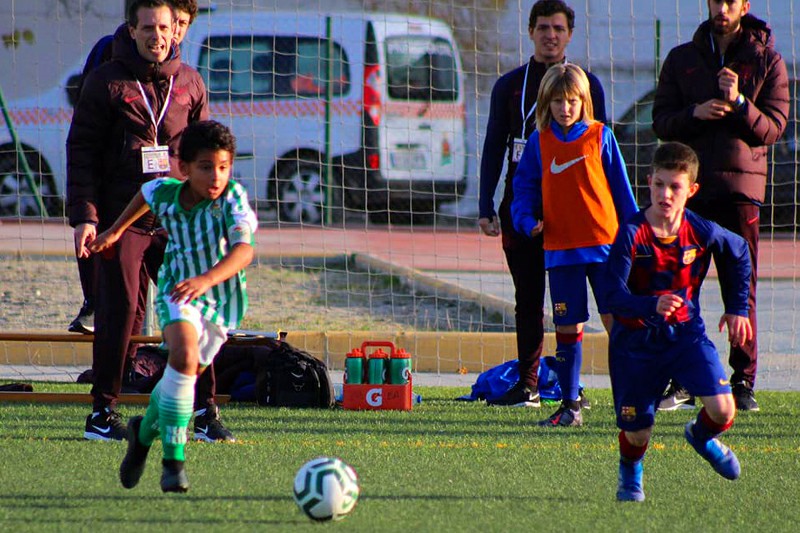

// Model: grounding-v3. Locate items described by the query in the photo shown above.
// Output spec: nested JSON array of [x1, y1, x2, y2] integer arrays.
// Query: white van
[[0, 10, 467, 224]]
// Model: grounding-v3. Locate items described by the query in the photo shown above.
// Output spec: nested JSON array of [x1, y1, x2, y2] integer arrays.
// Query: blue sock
[[554, 331, 583, 403]]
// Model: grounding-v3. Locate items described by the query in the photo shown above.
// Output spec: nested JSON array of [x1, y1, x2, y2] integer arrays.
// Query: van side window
[[385, 36, 458, 102], [199, 35, 350, 101]]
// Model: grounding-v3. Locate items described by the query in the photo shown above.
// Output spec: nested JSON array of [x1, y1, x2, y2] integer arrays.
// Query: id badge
[[512, 138, 527, 163], [141, 145, 170, 174]]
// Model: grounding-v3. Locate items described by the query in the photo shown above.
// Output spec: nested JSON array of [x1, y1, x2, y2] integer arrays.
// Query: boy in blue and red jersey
[[605, 142, 752, 502]]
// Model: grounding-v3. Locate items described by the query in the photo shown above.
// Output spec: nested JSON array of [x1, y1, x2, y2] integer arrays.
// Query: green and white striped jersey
[[142, 177, 258, 329]]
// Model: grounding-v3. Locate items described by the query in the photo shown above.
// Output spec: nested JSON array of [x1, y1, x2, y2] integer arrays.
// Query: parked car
[[0, 11, 468, 224], [613, 80, 799, 230]]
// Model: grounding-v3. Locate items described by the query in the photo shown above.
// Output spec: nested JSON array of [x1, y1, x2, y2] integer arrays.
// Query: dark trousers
[[499, 198, 546, 389], [76, 254, 97, 310], [91, 227, 217, 410], [688, 199, 759, 386]]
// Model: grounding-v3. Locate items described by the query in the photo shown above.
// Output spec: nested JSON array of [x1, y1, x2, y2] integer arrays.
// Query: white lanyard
[[520, 58, 569, 138], [136, 76, 174, 146], [520, 62, 537, 139]]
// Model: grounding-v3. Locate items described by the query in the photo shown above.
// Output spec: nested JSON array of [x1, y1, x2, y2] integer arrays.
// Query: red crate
[[342, 381, 413, 411]]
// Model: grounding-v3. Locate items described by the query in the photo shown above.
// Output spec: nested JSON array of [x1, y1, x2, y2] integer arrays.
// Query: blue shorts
[[548, 262, 610, 326], [609, 320, 732, 432]]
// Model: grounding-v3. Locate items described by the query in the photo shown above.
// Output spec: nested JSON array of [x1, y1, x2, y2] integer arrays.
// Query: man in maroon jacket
[[67, 0, 210, 440], [652, 0, 790, 411]]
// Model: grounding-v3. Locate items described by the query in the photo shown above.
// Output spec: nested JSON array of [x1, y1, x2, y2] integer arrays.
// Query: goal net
[[0, 0, 797, 391]]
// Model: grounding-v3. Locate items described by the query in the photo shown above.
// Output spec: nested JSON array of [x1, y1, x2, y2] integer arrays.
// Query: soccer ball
[[292, 457, 360, 521]]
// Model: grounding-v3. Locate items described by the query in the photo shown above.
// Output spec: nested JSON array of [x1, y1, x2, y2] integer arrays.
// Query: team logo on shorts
[[682, 247, 697, 265], [621, 405, 636, 422], [554, 302, 568, 316]]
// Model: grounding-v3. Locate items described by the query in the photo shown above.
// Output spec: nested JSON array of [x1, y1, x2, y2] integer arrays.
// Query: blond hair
[[535, 63, 594, 133]]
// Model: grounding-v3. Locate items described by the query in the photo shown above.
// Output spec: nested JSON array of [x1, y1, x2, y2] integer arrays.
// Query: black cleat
[[84, 407, 127, 441], [537, 402, 583, 427], [161, 459, 190, 493], [193, 405, 236, 442], [120, 416, 151, 489]]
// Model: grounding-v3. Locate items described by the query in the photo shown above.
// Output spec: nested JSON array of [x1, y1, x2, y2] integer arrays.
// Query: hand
[[170, 275, 212, 305], [478, 216, 500, 237], [73, 223, 96, 259], [530, 220, 543, 237], [656, 293, 683, 318], [717, 67, 740, 103], [692, 98, 733, 120], [88, 229, 119, 255], [719, 314, 753, 348]]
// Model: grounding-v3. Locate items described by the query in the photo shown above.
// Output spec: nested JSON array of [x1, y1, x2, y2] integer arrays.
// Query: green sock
[[138, 380, 163, 447], [155, 365, 197, 461]]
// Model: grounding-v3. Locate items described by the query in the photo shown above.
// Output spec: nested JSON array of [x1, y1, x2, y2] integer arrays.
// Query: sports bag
[[214, 337, 335, 408]]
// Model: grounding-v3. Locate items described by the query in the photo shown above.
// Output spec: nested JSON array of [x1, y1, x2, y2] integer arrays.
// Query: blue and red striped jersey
[[606, 209, 750, 329]]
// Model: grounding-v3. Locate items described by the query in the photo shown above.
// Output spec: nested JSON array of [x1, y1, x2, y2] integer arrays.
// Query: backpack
[[215, 337, 335, 408], [458, 356, 581, 402]]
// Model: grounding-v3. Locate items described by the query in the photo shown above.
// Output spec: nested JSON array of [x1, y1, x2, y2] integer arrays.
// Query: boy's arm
[[510, 132, 543, 237], [88, 191, 150, 254], [706, 220, 751, 317], [170, 243, 254, 304]]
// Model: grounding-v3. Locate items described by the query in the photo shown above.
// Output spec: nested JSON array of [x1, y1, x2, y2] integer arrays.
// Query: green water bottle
[[345, 348, 364, 384], [389, 348, 412, 385], [367, 348, 388, 384]]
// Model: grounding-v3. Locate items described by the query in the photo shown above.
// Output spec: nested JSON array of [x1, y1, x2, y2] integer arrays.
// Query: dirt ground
[[0, 256, 492, 334]]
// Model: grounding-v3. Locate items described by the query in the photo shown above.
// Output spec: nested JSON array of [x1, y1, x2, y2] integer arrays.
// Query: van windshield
[[385, 36, 458, 102]]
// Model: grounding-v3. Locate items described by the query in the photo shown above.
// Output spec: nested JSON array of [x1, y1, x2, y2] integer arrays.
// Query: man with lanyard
[[67, 0, 208, 440], [478, 0, 607, 407]]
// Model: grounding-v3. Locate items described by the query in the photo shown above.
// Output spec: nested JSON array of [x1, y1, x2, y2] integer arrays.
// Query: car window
[[198, 35, 351, 101], [385, 36, 458, 101]]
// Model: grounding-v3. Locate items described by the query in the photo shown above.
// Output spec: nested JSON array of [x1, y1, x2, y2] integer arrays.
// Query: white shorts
[[157, 295, 228, 367]]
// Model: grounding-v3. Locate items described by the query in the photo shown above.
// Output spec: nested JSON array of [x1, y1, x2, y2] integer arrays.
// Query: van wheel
[[0, 149, 62, 217], [275, 160, 325, 224]]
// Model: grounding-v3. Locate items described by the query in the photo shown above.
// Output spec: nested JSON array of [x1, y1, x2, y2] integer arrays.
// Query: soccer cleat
[[537, 403, 583, 427], [486, 382, 541, 407], [732, 382, 760, 412], [120, 416, 151, 489], [616, 459, 645, 502], [193, 405, 236, 442], [684, 421, 741, 480], [68, 302, 94, 334], [84, 407, 127, 441], [658, 382, 695, 411], [161, 459, 190, 493]]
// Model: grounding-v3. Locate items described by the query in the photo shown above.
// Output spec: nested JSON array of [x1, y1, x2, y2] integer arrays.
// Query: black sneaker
[[537, 402, 583, 427], [657, 382, 695, 411], [120, 416, 151, 489], [486, 382, 541, 407], [84, 407, 127, 441], [68, 302, 94, 334], [161, 459, 189, 493], [732, 382, 760, 412], [193, 405, 236, 442]]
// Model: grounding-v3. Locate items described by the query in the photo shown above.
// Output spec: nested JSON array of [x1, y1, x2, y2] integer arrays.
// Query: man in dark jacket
[[67, 0, 209, 440], [478, 0, 606, 407], [652, 0, 790, 411]]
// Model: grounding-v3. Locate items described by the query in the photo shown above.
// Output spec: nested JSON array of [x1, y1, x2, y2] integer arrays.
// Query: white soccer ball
[[293, 457, 360, 521]]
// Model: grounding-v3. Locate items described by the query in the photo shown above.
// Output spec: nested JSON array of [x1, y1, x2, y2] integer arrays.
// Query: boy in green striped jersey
[[90, 120, 257, 493]]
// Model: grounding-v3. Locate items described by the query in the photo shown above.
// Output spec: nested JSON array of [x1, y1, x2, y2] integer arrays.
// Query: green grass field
[[1, 385, 798, 532]]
